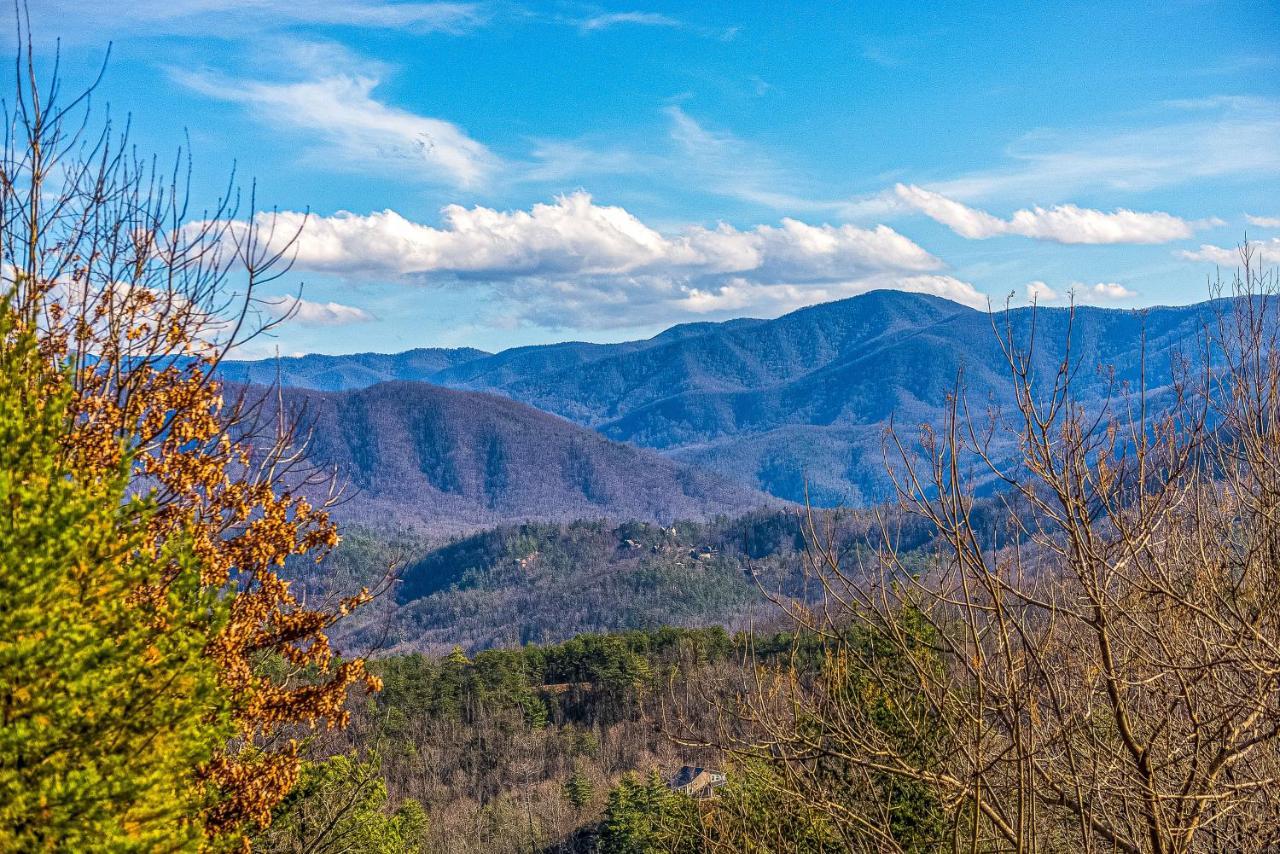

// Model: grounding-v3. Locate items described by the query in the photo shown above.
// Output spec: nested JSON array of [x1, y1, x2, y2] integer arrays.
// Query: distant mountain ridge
[[219, 347, 489, 391], [226, 290, 1231, 505]]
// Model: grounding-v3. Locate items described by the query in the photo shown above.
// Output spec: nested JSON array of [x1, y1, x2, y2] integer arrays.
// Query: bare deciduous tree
[[710, 246, 1280, 853]]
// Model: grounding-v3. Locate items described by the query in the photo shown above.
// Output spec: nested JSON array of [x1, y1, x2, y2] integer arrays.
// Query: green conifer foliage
[[255, 754, 426, 853], [597, 772, 700, 854], [0, 300, 233, 851], [563, 769, 594, 812]]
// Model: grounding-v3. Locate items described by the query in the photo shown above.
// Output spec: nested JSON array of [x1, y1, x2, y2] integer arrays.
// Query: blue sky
[[25, 0, 1280, 355]]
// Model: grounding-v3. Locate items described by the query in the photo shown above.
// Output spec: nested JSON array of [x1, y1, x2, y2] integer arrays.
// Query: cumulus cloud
[[894, 184, 1198, 244], [174, 68, 497, 188], [263, 295, 375, 326], [673, 275, 987, 317], [216, 193, 984, 327], [1247, 214, 1280, 228], [1025, 281, 1060, 302], [1177, 237, 1280, 265], [244, 192, 940, 279], [1074, 282, 1136, 302]]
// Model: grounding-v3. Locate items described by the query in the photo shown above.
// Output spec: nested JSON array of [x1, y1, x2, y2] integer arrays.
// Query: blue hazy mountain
[[225, 290, 1226, 505], [218, 347, 490, 391], [264, 381, 779, 533]]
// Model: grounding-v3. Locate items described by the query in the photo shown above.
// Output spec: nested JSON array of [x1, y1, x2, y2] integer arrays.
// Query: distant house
[[667, 766, 727, 798]]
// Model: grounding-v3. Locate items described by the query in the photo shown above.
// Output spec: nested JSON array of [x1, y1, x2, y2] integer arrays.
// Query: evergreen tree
[[0, 299, 233, 850], [598, 773, 701, 854], [255, 754, 427, 853], [563, 769, 594, 813]]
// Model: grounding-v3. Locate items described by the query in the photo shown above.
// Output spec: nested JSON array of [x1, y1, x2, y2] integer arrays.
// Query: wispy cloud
[[521, 105, 853, 214], [662, 106, 860, 214], [173, 65, 499, 189], [33, 0, 486, 39], [1246, 214, 1280, 229], [924, 96, 1280, 202], [577, 11, 682, 32], [521, 138, 657, 183], [521, 96, 1280, 227], [664, 106, 808, 208], [213, 192, 984, 327], [263, 295, 376, 326], [573, 10, 738, 40], [895, 184, 1202, 244]]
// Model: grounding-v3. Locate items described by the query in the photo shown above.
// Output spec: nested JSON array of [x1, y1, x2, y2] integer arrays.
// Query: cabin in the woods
[[667, 766, 727, 798]]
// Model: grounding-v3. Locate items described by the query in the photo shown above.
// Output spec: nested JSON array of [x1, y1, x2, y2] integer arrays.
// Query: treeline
[[10, 27, 1280, 854], [256, 623, 938, 853], [259, 627, 740, 852]]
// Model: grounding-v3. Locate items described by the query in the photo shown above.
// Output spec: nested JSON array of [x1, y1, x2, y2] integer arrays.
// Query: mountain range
[[225, 290, 1226, 510]]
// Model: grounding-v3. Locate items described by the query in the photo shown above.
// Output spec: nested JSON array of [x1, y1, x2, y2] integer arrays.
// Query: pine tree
[[598, 773, 700, 854], [255, 754, 427, 853], [1, 35, 380, 840], [0, 298, 233, 851], [563, 769, 594, 812]]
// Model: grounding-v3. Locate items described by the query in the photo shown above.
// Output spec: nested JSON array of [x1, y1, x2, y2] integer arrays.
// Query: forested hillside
[[256, 381, 778, 532], [226, 290, 1226, 504], [14, 8, 1280, 854], [289, 509, 920, 655], [257, 627, 830, 854]]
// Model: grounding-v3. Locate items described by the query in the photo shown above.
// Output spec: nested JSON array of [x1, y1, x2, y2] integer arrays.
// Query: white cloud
[[578, 12, 682, 31], [522, 138, 653, 182], [1073, 282, 1136, 302], [894, 184, 1198, 244], [33, 1, 485, 39], [1025, 281, 1060, 302], [574, 11, 737, 40], [523, 106, 872, 217], [263, 295, 375, 326], [215, 192, 977, 327], [174, 69, 498, 188], [519, 97, 1279, 226], [674, 274, 987, 317], [1177, 237, 1280, 265], [926, 96, 1280, 202], [1246, 214, 1280, 228], [241, 192, 941, 279], [663, 106, 832, 212]]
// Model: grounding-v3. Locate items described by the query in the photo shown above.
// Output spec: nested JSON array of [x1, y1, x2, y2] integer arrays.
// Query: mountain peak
[[259, 381, 777, 533]]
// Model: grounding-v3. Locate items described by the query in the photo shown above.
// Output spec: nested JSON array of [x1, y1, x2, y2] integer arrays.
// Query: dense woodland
[[257, 625, 931, 853], [253, 380, 776, 533], [297, 509, 923, 654]]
